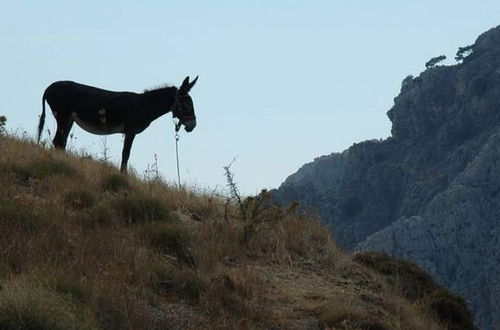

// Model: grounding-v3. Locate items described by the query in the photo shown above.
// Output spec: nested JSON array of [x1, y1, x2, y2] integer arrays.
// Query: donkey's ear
[[179, 76, 191, 94], [188, 76, 198, 91]]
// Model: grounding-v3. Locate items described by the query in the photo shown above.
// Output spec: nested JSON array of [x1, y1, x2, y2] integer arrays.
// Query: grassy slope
[[0, 135, 474, 330]]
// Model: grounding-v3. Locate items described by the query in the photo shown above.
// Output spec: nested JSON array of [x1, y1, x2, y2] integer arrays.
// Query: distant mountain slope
[[272, 25, 500, 329]]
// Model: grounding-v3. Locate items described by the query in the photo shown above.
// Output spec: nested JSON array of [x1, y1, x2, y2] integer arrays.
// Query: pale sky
[[1, 1, 499, 195]]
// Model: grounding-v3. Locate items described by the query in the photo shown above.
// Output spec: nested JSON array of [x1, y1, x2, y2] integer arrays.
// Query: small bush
[[455, 45, 474, 62], [152, 223, 190, 250], [319, 304, 388, 330], [151, 265, 176, 295], [88, 203, 114, 226], [401, 75, 414, 90], [354, 252, 476, 329], [0, 201, 39, 233], [0, 280, 96, 330], [150, 264, 206, 304], [425, 55, 446, 69], [200, 268, 261, 320], [178, 271, 204, 303], [0, 201, 40, 274], [12, 158, 75, 181], [202, 276, 242, 316], [64, 188, 96, 209], [424, 290, 475, 330], [353, 251, 436, 300], [283, 216, 336, 262], [154, 268, 205, 303], [143, 222, 192, 264], [4, 163, 32, 183], [111, 194, 172, 223], [0, 116, 6, 134], [101, 173, 129, 192], [96, 296, 127, 330], [52, 275, 89, 304]]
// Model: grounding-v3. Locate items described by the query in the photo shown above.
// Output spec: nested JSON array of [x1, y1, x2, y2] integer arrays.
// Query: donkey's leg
[[120, 133, 136, 173], [53, 116, 74, 150]]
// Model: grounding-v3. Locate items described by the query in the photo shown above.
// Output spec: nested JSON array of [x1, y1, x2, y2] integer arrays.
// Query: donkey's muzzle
[[183, 118, 197, 132]]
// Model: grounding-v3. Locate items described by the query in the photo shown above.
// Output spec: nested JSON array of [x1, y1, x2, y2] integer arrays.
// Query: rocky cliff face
[[272, 26, 500, 329]]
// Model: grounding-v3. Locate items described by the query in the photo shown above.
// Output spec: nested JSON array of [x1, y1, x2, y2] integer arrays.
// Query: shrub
[[283, 216, 336, 263], [319, 304, 388, 329], [0, 201, 40, 274], [150, 264, 176, 295], [352, 251, 436, 300], [424, 290, 475, 330], [143, 222, 192, 264], [177, 271, 204, 303], [150, 264, 205, 304], [0, 201, 39, 233], [0, 280, 96, 330], [101, 173, 129, 192], [201, 275, 242, 317], [425, 55, 446, 69], [401, 75, 414, 90], [12, 158, 75, 181], [88, 203, 114, 226], [0, 116, 6, 134], [455, 45, 474, 62], [95, 296, 127, 330], [111, 194, 172, 223], [51, 274, 89, 304], [152, 267, 205, 303], [353, 252, 475, 329], [239, 190, 284, 248], [54, 282, 88, 305], [64, 188, 96, 209]]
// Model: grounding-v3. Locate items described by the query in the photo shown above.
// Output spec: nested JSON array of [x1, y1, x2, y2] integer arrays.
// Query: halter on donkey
[[37, 76, 198, 172]]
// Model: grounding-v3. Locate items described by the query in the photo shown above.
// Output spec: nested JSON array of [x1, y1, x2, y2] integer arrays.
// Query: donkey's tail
[[37, 90, 47, 143]]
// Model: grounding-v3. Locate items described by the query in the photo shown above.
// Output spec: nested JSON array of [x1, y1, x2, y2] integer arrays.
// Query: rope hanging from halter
[[171, 92, 182, 188], [173, 119, 181, 188]]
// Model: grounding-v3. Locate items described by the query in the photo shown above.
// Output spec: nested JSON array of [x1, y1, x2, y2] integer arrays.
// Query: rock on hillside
[[272, 25, 500, 329]]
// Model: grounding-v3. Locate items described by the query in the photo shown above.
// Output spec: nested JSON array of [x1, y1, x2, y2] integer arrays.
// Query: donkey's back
[[44, 81, 131, 106]]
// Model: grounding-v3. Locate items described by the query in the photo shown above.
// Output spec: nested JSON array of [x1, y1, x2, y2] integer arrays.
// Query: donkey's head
[[173, 76, 198, 132]]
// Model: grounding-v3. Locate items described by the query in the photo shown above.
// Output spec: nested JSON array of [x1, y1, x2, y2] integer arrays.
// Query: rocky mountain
[[272, 26, 500, 329]]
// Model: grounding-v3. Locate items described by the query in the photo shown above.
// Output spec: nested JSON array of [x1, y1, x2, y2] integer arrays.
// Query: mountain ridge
[[272, 25, 500, 329]]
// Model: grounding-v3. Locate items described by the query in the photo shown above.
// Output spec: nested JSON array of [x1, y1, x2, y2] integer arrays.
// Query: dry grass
[[0, 135, 474, 329], [353, 251, 475, 330], [318, 303, 388, 330], [0, 277, 97, 330]]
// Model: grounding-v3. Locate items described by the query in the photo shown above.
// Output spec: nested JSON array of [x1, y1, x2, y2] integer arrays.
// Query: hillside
[[271, 26, 500, 329], [0, 134, 476, 329]]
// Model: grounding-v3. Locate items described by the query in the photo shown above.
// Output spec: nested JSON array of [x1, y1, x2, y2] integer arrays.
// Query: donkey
[[37, 76, 198, 172]]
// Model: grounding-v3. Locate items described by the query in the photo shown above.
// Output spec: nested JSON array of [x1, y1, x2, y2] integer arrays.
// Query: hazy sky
[[1, 1, 499, 195]]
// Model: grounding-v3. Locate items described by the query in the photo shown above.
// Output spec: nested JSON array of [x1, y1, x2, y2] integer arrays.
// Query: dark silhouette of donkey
[[37, 76, 198, 172]]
